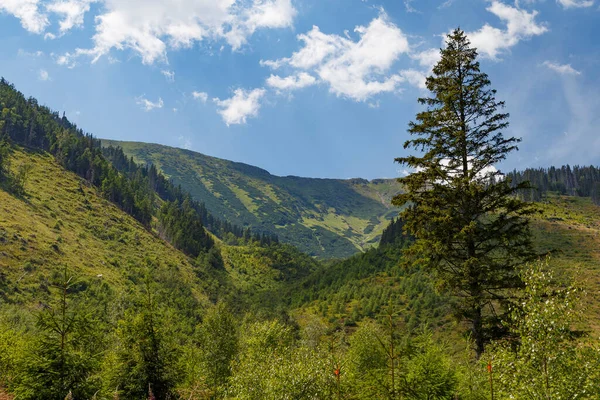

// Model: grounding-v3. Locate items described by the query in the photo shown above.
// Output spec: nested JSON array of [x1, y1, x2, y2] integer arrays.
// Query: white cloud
[[213, 88, 266, 126], [411, 48, 440, 71], [161, 69, 175, 82], [136, 96, 164, 111], [192, 91, 209, 103], [405, 158, 501, 184], [18, 49, 44, 57], [261, 11, 411, 101], [230, 0, 296, 49], [38, 69, 50, 81], [467, 1, 547, 59], [54, 51, 78, 68], [46, 0, 95, 33], [266, 72, 317, 91], [0, 0, 94, 35], [61, 0, 296, 65], [542, 61, 581, 75], [557, 0, 594, 8], [404, 0, 419, 13], [399, 69, 427, 90], [245, 0, 296, 31], [0, 0, 48, 33], [1, 0, 297, 65]]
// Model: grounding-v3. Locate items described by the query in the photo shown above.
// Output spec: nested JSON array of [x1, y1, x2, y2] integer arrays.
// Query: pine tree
[[392, 28, 536, 358], [108, 276, 181, 399], [14, 267, 99, 399]]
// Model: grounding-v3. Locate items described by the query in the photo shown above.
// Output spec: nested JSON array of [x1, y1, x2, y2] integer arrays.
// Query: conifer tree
[[393, 28, 536, 357], [14, 267, 99, 399], [108, 276, 181, 399]]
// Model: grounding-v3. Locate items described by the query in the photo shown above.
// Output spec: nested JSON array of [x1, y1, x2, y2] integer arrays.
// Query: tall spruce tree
[[392, 28, 536, 358]]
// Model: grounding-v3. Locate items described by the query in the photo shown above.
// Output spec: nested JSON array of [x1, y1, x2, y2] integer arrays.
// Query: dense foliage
[[379, 217, 410, 247], [2, 260, 597, 400]]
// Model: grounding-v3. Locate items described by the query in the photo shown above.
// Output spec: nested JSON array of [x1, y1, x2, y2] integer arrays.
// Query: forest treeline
[[507, 165, 600, 203], [0, 78, 277, 259]]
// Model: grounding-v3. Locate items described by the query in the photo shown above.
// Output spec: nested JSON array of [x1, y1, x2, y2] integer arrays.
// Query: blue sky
[[0, 0, 598, 179]]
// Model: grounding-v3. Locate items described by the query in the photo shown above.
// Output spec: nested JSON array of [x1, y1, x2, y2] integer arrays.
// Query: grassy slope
[[101, 140, 403, 259], [532, 194, 600, 331], [0, 147, 320, 314], [0, 147, 213, 306]]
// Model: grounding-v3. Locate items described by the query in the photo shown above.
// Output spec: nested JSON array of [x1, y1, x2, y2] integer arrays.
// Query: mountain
[[0, 146, 215, 305], [101, 140, 404, 258], [0, 145, 321, 309]]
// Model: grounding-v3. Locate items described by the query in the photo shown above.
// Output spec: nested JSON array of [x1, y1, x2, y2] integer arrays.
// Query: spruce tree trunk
[[473, 306, 484, 359]]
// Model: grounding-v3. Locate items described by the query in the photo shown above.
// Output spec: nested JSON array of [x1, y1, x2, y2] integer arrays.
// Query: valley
[[101, 139, 403, 259]]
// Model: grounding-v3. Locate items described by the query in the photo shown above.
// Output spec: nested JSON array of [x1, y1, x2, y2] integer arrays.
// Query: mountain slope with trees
[[101, 139, 403, 259]]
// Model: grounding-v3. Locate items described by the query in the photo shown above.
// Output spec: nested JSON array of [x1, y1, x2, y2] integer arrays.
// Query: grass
[[531, 194, 600, 332], [0, 147, 212, 307]]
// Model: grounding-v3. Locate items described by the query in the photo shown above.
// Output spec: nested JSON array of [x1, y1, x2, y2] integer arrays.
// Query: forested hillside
[[101, 140, 403, 258], [508, 165, 600, 203]]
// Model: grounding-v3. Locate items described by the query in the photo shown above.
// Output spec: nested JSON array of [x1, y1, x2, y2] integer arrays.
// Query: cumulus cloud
[[261, 11, 411, 101], [467, 1, 547, 59], [66, 0, 296, 65], [54, 51, 79, 68], [266, 72, 317, 91], [410, 48, 441, 70], [1, 0, 297, 65], [192, 91, 208, 103], [213, 88, 266, 126], [542, 61, 581, 75], [136, 96, 164, 111], [399, 69, 427, 90], [46, 0, 96, 34], [0, 0, 48, 33]]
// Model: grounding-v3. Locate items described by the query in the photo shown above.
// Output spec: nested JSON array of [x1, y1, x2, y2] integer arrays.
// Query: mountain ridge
[[100, 139, 404, 258]]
